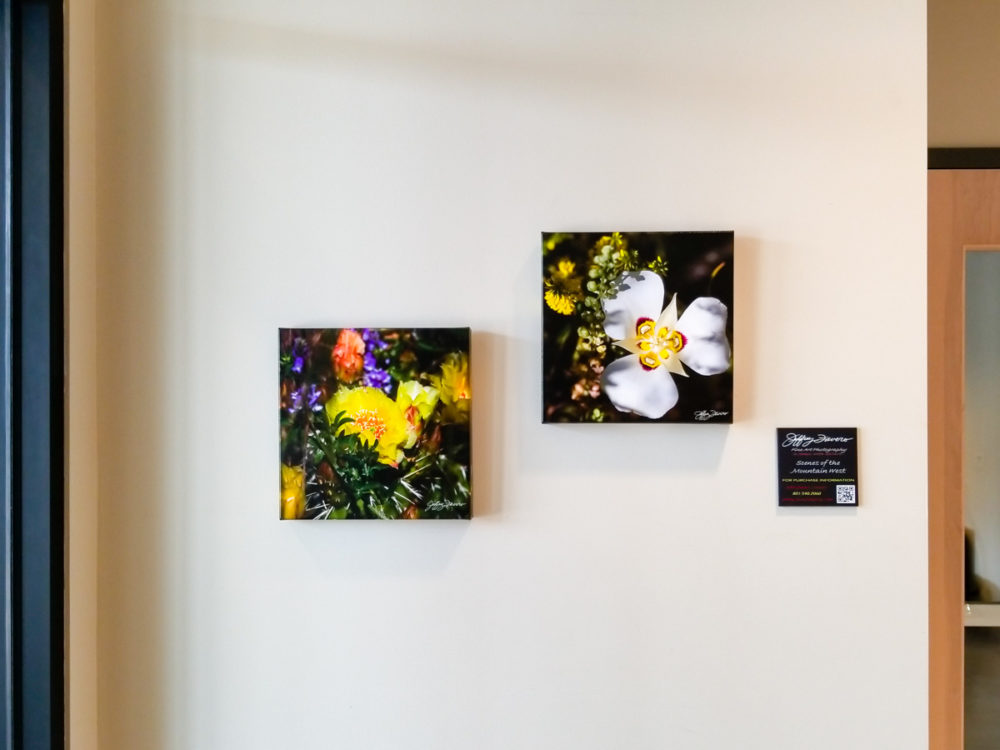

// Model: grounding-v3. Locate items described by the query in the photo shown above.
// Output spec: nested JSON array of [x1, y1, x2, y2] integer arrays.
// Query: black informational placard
[[777, 428, 858, 507]]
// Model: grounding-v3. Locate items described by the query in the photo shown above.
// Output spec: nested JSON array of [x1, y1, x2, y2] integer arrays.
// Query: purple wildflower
[[363, 368, 392, 393], [306, 384, 323, 412], [291, 338, 308, 374], [361, 352, 392, 393], [361, 328, 388, 351], [288, 387, 304, 413], [359, 332, 392, 393]]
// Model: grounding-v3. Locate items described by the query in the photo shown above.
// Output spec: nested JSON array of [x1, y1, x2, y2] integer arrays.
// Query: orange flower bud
[[331, 329, 365, 382]]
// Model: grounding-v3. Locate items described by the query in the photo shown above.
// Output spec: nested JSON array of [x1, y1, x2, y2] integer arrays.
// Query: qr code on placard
[[836, 485, 856, 504]]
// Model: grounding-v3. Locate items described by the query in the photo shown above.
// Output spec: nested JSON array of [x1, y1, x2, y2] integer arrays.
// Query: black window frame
[[1, 1, 65, 749]]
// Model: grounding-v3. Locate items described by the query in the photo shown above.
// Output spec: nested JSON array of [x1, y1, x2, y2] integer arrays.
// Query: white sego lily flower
[[600, 270, 731, 419]]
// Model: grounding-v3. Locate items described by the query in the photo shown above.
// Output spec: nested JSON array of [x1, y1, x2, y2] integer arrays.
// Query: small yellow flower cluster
[[544, 259, 583, 316]]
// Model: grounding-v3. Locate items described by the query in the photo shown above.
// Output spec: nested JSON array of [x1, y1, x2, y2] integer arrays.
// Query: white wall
[[92, 2, 927, 748]]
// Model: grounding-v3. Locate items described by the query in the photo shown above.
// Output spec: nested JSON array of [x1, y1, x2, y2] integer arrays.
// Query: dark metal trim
[[928, 147, 1000, 170], [0, 1, 11, 746], [2, 0, 64, 748]]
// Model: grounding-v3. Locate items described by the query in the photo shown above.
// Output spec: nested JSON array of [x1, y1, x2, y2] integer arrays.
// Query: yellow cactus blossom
[[431, 353, 471, 423], [544, 258, 582, 315], [396, 380, 440, 448], [326, 386, 409, 465], [280, 463, 306, 520], [396, 380, 439, 420]]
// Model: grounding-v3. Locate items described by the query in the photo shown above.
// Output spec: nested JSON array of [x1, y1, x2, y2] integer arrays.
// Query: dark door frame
[[1, 1, 64, 748]]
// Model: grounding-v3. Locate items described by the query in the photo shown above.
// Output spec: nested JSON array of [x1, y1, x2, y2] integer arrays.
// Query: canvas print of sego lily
[[279, 328, 471, 519], [542, 232, 733, 423]]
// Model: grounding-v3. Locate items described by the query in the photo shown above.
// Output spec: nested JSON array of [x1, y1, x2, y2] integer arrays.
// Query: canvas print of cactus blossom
[[279, 328, 471, 519]]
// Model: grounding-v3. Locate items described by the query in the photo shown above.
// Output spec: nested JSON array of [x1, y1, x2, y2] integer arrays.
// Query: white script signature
[[694, 410, 729, 422], [781, 432, 853, 448]]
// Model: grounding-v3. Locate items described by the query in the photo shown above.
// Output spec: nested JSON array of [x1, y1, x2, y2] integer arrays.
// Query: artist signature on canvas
[[781, 432, 854, 448], [694, 410, 729, 421]]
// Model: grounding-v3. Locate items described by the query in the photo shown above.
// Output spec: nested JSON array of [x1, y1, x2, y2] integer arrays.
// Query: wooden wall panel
[[928, 169, 1000, 750]]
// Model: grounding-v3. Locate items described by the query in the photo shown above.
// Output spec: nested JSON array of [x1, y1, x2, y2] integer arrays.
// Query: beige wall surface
[[929, 0, 1000, 146], [67, 0, 99, 747], [89, 1, 927, 748]]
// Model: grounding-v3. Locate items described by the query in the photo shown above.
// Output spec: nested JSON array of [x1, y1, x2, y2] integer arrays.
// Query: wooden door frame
[[928, 149, 1000, 750]]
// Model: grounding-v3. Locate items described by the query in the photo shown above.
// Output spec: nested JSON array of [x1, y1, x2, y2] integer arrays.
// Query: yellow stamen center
[[634, 318, 686, 370], [353, 408, 387, 440]]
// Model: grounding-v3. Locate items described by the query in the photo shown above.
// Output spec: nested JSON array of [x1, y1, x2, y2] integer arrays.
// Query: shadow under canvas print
[[542, 232, 734, 423], [279, 328, 471, 519]]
